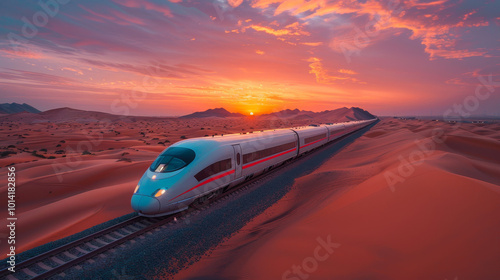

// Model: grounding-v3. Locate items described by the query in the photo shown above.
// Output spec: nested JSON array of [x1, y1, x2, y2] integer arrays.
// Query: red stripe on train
[[242, 148, 297, 170], [329, 131, 346, 140], [300, 137, 327, 149], [169, 169, 235, 201]]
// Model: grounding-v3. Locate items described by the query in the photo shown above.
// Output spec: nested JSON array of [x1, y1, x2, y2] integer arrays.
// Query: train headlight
[[153, 189, 166, 197], [134, 185, 140, 193]]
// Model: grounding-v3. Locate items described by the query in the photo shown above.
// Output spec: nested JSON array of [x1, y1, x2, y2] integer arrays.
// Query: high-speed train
[[131, 118, 377, 216]]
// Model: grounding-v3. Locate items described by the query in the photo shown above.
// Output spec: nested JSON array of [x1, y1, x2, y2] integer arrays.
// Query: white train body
[[131, 119, 377, 216]]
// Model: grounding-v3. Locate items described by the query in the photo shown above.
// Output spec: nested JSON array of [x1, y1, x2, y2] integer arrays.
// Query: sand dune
[[175, 118, 500, 280], [2, 112, 498, 279], [14, 181, 135, 254]]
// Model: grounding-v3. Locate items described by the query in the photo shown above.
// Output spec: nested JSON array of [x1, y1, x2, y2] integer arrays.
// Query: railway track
[[0, 171, 275, 280], [0, 121, 377, 280], [0, 215, 176, 280]]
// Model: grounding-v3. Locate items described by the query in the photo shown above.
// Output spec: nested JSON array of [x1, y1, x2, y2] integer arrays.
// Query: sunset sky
[[0, 0, 499, 116]]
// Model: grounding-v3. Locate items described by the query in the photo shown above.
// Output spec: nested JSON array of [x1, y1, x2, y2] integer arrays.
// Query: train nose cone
[[131, 194, 161, 215]]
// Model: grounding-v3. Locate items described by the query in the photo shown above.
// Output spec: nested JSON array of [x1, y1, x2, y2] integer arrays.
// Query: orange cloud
[[462, 10, 477, 21], [300, 42, 323, 46], [307, 57, 362, 84], [253, 0, 323, 16], [227, 0, 244, 8], [253, 0, 490, 60], [61, 67, 84, 75], [250, 25, 292, 36], [409, 0, 447, 7], [0, 49, 45, 59], [113, 0, 173, 17], [243, 20, 309, 37], [250, 25, 287, 35], [338, 69, 358, 75]]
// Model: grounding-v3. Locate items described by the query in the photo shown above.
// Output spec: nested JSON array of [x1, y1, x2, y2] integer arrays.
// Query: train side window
[[304, 133, 326, 144], [243, 141, 296, 164], [237, 153, 241, 165], [195, 158, 232, 182]]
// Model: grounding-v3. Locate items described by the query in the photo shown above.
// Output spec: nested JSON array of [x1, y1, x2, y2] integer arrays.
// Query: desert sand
[[1, 112, 499, 280], [0, 107, 371, 256], [173, 118, 500, 280]]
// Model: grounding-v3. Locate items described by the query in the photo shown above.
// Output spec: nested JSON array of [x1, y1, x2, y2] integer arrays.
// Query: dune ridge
[[174, 118, 500, 280]]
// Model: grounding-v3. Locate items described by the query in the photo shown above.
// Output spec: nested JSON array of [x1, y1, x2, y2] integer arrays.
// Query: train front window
[[150, 147, 196, 173]]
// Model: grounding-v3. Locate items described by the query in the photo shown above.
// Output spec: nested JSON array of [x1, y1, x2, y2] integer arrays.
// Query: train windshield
[[150, 147, 196, 173]]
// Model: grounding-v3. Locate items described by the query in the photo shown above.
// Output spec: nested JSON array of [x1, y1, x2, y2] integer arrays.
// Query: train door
[[324, 125, 331, 142], [232, 144, 242, 179]]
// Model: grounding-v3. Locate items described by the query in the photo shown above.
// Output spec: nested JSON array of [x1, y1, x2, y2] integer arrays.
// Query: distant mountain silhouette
[[0, 107, 154, 123], [0, 106, 375, 124], [259, 107, 375, 122], [260, 108, 315, 119], [180, 108, 245, 119], [39, 107, 126, 122], [315, 107, 376, 121], [350, 107, 376, 120], [0, 103, 40, 114]]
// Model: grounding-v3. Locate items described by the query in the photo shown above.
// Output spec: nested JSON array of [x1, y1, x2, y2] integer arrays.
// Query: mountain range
[[179, 108, 245, 119], [258, 107, 375, 121], [0, 103, 41, 114], [0, 103, 376, 123], [181, 107, 375, 121]]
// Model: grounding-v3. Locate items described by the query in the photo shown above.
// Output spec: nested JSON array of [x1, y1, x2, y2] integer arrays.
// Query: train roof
[[169, 128, 296, 152], [169, 119, 376, 152]]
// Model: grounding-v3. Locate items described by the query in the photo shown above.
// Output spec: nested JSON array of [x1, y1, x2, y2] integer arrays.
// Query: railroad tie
[[95, 238, 108, 245], [75, 246, 89, 254], [121, 228, 132, 234], [37, 262, 53, 271], [6, 274, 19, 280], [51, 256, 65, 265], [64, 251, 77, 259], [105, 234, 117, 241], [112, 231, 125, 238], [128, 225, 140, 231], [22, 268, 38, 277], [136, 221, 148, 227], [85, 242, 99, 249]]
